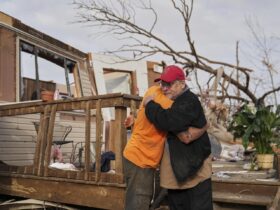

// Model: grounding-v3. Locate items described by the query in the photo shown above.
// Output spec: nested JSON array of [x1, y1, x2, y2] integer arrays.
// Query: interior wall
[[0, 28, 16, 102], [92, 53, 148, 123], [92, 53, 148, 97]]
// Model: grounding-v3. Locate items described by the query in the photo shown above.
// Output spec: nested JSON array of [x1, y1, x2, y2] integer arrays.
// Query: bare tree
[[72, 0, 280, 105], [244, 17, 279, 106]]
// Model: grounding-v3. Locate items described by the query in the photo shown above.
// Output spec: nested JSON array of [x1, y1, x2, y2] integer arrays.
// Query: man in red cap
[[123, 65, 210, 210], [144, 65, 212, 210]]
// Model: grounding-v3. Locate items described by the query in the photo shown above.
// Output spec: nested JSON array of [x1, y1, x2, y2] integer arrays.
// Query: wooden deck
[[0, 94, 141, 209], [1, 95, 280, 210], [212, 161, 280, 210]]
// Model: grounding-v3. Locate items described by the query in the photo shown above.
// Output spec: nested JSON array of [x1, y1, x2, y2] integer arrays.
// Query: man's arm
[[124, 113, 134, 128], [124, 114, 209, 144], [144, 99, 198, 134], [123, 113, 208, 144], [177, 124, 209, 144]]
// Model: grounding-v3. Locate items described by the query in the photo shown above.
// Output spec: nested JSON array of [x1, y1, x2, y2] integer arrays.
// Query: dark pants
[[168, 178, 213, 210], [123, 158, 155, 210]]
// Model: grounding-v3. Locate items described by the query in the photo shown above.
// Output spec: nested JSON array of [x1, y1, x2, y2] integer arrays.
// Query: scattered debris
[[0, 198, 79, 210]]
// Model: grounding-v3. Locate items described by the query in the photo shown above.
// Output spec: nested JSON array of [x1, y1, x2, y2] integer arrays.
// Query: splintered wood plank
[[44, 104, 57, 176], [114, 107, 127, 182], [37, 105, 51, 176], [47, 168, 80, 179], [0, 94, 134, 117], [1, 106, 43, 116], [0, 176, 125, 209], [95, 99, 102, 182], [213, 191, 272, 206], [212, 180, 278, 207], [72, 63, 82, 97], [84, 101, 91, 180], [33, 113, 44, 175]]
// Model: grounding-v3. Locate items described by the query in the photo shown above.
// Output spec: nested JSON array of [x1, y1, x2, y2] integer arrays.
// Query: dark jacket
[[145, 89, 211, 182]]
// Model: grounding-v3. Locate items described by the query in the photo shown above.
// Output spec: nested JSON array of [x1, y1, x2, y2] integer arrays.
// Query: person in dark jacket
[[144, 65, 213, 210]]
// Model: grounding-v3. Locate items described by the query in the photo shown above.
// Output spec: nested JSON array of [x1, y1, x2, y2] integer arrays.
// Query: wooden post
[[114, 106, 127, 182], [84, 101, 91, 180], [95, 99, 103, 182], [107, 120, 116, 152], [33, 113, 44, 175], [130, 100, 137, 132], [44, 104, 57, 176], [37, 105, 51, 176]]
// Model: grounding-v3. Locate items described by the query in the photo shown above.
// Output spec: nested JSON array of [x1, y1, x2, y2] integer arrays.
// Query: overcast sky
[[1, 0, 279, 103], [1, 0, 279, 68]]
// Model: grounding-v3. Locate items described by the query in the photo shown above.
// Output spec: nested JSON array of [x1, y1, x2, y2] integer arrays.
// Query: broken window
[[19, 41, 76, 101]]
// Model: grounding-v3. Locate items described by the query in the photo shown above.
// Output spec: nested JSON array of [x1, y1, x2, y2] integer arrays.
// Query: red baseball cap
[[154, 65, 186, 83]]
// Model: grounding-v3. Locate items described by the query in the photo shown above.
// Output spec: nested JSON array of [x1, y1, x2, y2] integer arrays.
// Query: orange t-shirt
[[123, 86, 173, 168]]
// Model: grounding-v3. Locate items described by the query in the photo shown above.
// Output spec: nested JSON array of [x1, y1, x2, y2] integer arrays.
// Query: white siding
[[0, 112, 98, 166]]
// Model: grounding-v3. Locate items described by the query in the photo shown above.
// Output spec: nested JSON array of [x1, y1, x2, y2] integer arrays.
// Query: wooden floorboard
[[0, 175, 125, 210]]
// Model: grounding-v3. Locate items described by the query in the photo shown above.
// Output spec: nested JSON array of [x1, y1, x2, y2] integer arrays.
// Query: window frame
[[18, 40, 79, 101]]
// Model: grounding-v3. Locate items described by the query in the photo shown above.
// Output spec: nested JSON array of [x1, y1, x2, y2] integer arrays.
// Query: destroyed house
[[0, 11, 143, 209], [1, 11, 280, 210], [0, 11, 165, 209]]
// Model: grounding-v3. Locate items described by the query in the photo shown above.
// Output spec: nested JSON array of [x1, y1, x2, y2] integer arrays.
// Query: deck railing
[[0, 93, 141, 185]]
